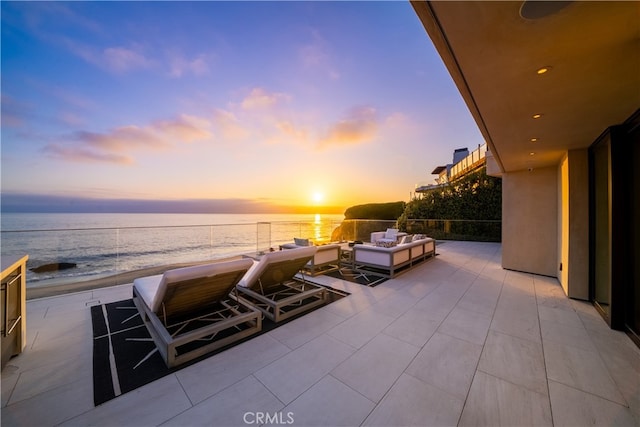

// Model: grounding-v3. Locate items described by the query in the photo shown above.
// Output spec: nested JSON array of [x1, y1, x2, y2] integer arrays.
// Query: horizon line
[[0, 193, 347, 215]]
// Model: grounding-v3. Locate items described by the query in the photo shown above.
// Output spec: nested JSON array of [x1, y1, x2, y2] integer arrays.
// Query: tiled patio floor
[[2, 241, 639, 426]]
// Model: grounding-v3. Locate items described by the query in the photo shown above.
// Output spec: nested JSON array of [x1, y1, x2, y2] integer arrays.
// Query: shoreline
[[26, 255, 243, 300]]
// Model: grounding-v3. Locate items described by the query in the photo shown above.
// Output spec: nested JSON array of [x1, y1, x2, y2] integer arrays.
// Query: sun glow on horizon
[[312, 191, 324, 204]]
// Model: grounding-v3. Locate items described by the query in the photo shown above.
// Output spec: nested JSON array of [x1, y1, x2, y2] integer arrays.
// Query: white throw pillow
[[294, 238, 310, 246]]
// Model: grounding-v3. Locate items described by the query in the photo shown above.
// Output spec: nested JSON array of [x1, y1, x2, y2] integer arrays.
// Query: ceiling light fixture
[[537, 66, 552, 75], [520, 1, 573, 20], [530, 138, 538, 142], [532, 113, 542, 119], [529, 152, 535, 156]]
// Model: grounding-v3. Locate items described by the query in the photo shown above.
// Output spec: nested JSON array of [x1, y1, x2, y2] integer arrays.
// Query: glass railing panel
[[1, 228, 119, 286], [405, 219, 501, 242]]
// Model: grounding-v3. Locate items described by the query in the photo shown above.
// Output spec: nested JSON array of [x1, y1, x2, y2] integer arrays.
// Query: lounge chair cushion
[[238, 246, 317, 288], [134, 259, 254, 313]]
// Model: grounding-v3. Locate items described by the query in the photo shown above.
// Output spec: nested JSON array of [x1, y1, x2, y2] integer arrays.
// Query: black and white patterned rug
[[91, 288, 347, 406]]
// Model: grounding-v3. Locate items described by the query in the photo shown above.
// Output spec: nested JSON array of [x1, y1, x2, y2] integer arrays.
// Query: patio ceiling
[[412, 1, 640, 173]]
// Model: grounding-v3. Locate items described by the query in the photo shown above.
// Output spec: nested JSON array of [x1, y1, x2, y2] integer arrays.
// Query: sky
[[1, 1, 484, 214]]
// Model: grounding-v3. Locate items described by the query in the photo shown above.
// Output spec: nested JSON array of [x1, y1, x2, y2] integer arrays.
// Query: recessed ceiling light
[[532, 114, 542, 119], [530, 138, 538, 142], [529, 152, 535, 156], [520, 1, 573, 20], [537, 66, 552, 75]]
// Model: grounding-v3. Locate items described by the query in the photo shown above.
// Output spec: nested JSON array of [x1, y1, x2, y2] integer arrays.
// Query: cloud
[[275, 120, 308, 143], [102, 47, 152, 73], [42, 113, 213, 164], [168, 52, 211, 78], [0, 193, 308, 214], [43, 143, 134, 164], [212, 109, 250, 140], [1, 95, 30, 128], [62, 38, 152, 74], [78, 126, 168, 152], [153, 114, 212, 142], [318, 106, 379, 148], [299, 29, 340, 80], [241, 88, 290, 111]]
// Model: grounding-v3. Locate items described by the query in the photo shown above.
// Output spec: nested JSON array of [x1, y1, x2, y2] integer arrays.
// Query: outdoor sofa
[[352, 236, 436, 278], [370, 228, 408, 244]]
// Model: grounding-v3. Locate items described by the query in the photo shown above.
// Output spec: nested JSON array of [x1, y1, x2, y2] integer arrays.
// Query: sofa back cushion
[[384, 228, 399, 240]]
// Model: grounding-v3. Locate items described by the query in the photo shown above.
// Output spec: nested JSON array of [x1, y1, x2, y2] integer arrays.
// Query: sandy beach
[[26, 255, 244, 300]]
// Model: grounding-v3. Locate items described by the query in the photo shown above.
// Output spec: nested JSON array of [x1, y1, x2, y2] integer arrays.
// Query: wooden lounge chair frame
[[233, 247, 328, 322], [132, 259, 261, 368]]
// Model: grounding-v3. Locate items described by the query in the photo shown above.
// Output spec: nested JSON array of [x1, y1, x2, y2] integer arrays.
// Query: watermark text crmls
[[243, 411, 295, 425]]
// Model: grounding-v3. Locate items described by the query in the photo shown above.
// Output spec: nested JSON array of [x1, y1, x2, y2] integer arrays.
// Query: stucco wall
[[559, 155, 570, 293], [502, 166, 558, 277], [567, 149, 589, 299]]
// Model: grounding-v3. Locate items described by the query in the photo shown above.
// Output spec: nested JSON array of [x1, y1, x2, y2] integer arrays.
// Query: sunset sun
[[312, 192, 324, 204]]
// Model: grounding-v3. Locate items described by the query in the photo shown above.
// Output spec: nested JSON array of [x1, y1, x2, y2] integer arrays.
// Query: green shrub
[[398, 167, 502, 241], [344, 202, 405, 220]]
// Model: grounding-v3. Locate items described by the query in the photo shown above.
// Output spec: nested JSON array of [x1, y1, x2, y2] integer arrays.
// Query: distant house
[[415, 144, 487, 192]]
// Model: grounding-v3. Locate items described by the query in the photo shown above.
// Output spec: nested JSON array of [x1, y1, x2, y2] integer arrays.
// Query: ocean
[[0, 213, 344, 287]]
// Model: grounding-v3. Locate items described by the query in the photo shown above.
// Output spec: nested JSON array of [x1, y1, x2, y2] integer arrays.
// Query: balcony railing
[[449, 143, 487, 181], [0, 219, 343, 289], [1, 217, 501, 294]]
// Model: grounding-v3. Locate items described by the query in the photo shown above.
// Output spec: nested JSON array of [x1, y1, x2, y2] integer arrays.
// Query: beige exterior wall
[[559, 155, 570, 292], [567, 149, 590, 299], [502, 166, 558, 277], [557, 150, 590, 299]]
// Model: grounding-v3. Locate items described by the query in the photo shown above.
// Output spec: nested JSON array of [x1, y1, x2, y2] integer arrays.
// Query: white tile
[[456, 278, 501, 318], [268, 308, 345, 349], [162, 375, 283, 427], [588, 330, 640, 420], [1, 366, 19, 407], [405, 332, 482, 400], [438, 306, 491, 345], [413, 288, 462, 322], [549, 380, 637, 427], [327, 308, 395, 349], [478, 330, 547, 395], [1, 378, 94, 426], [9, 353, 92, 405], [459, 371, 552, 426], [363, 373, 463, 426], [176, 334, 290, 404], [544, 340, 627, 405], [254, 334, 355, 405], [538, 305, 583, 329], [490, 303, 541, 343], [541, 319, 596, 352], [283, 375, 375, 426], [60, 375, 191, 426], [322, 292, 377, 319], [397, 278, 442, 300], [369, 291, 419, 318], [331, 334, 419, 403], [382, 308, 440, 347]]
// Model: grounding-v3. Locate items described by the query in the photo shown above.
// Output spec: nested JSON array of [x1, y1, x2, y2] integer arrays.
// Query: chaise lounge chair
[[132, 258, 261, 368], [233, 246, 328, 322]]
